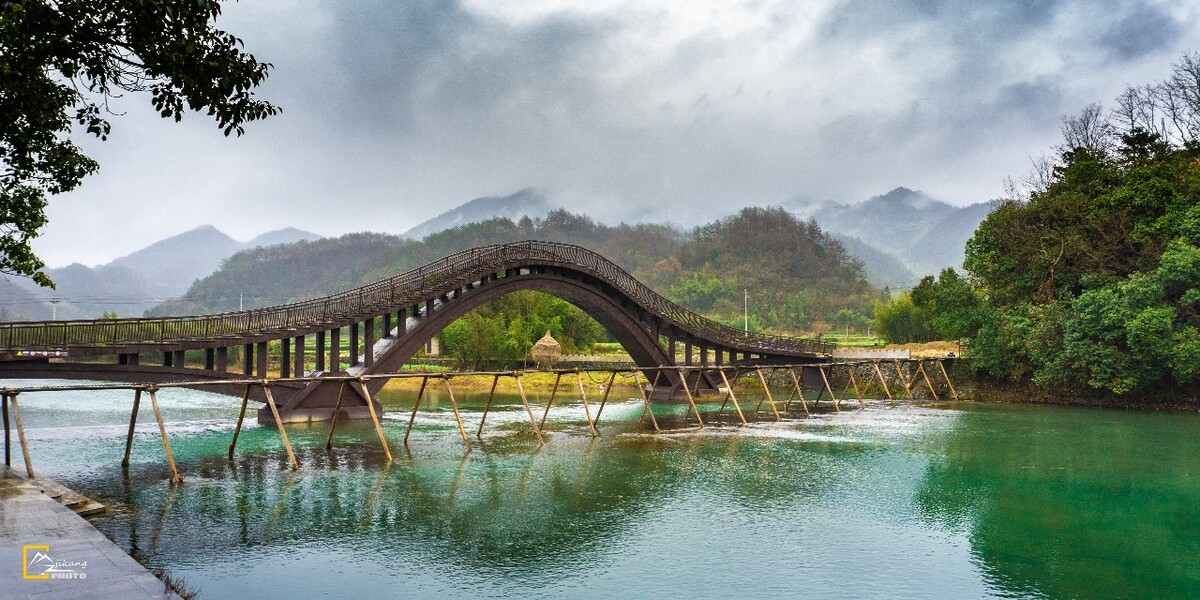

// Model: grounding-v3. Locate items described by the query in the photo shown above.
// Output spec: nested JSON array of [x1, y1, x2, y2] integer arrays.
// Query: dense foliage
[[439, 291, 606, 369], [157, 206, 877, 360], [0, 0, 277, 286], [961, 54, 1200, 395]]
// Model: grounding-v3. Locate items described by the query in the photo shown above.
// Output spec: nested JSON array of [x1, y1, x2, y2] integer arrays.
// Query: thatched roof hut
[[531, 330, 561, 369]]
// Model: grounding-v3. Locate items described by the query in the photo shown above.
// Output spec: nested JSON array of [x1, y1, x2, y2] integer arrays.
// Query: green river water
[[5, 379, 1200, 598]]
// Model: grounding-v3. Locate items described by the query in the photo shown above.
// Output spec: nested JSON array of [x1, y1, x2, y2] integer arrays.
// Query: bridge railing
[[0, 241, 834, 356]]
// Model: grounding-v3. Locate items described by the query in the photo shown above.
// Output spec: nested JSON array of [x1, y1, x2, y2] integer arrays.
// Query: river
[[6, 379, 1199, 598]]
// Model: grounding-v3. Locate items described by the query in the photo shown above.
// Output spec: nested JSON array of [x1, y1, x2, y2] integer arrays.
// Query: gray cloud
[[28, 0, 1200, 266]]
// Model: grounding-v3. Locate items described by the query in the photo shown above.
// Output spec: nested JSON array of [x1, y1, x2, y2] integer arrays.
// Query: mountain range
[[787, 187, 997, 287], [403, 188, 555, 240], [1, 226, 320, 320], [0, 187, 995, 321]]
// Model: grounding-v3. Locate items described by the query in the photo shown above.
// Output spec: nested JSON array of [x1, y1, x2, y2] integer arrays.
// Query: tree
[[963, 52, 1200, 395], [1, 1, 279, 286], [910, 268, 983, 340], [872, 293, 932, 344]]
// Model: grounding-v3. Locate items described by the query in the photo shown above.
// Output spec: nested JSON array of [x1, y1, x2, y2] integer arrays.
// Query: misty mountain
[[831, 234, 919, 289], [403, 188, 554, 239], [2, 226, 321, 321], [787, 187, 995, 279]]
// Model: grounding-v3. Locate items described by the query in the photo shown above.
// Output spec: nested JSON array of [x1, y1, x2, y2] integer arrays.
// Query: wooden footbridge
[[0, 241, 836, 423], [1, 358, 960, 484]]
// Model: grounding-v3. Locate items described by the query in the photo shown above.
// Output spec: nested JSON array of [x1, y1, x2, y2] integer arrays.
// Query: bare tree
[[1059, 103, 1116, 155], [1113, 84, 1164, 137]]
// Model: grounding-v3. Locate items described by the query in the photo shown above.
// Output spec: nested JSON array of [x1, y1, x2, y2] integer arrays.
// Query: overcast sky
[[32, 0, 1200, 266]]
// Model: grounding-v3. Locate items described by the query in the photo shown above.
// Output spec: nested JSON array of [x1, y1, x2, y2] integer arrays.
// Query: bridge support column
[[204, 348, 215, 370], [715, 348, 723, 366], [256, 341, 268, 377], [426, 299, 434, 316], [382, 313, 392, 338], [398, 308, 407, 335], [162, 352, 172, 368], [685, 341, 693, 366], [315, 331, 326, 371], [281, 338, 291, 378], [349, 323, 360, 367], [243, 343, 253, 375], [118, 353, 139, 366], [174, 350, 185, 368], [700, 345, 709, 367], [364, 317, 374, 367], [668, 337, 676, 361], [216, 347, 228, 372], [294, 336, 305, 376], [329, 328, 340, 372]]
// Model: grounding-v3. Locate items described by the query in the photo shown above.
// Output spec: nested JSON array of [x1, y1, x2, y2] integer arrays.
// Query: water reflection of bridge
[[0, 242, 836, 422]]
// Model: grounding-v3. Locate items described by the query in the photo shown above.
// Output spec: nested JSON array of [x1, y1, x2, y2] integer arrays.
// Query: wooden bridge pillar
[[382, 313, 392, 338], [256, 341, 268, 377], [426, 299, 434, 316], [715, 348, 723, 366], [280, 338, 291, 378], [162, 352, 172, 367], [398, 308, 406, 335], [349, 323, 360, 367], [329, 328, 340, 372], [204, 348, 215, 370], [294, 335, 305, 376], [668, 336, 676, 361], [216, 347, 228, 372], [700, 345, 709, 367], [173, 350, 185, 368], [243, 343, 253, 375], [315, 331, 326, 371], [364, 317, 374, 366], [118, 353, 139, 366], [685, 341, 693, 366]]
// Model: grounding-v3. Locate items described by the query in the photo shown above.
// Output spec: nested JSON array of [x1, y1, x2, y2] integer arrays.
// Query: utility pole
[[49, 298, 61, 320], [239, 293, 244, 311], [743, 289, 748, 334]]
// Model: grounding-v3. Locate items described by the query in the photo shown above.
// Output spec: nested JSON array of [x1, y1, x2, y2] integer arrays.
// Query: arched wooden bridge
[[0, 241, 833, 422]]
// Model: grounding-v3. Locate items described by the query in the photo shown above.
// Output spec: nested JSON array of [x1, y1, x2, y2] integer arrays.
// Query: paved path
[[0, 466, 179, 599]]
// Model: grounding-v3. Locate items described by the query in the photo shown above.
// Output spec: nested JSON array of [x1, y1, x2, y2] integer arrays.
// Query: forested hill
[[149, 208, 876, 333]]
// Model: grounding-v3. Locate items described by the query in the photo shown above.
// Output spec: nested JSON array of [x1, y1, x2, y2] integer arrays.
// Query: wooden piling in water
[[786, 368, 810, 416], [358, 377, 395, 460], [918, 361, 940, 402], [229, 384, 251, 459], [937, 360, 960, 401], [476, 374, 500, 438], [755, 367, 781, 421], [717, 369, 748, 425], [872, 361, 893, 404], [635, 370, 661, 432], [146, 388, 182, 483], [404, 376, 429, 445], [10, 393, 34, 479], [261, 382, 299, 471], [592, 371, 617, 427], [513, 374, 545, 445], [818, 366, 839, 411], [575, 370, 599, 436], [440, 376, 471, 451], [122, 389, 141, 468], [677, 367, 705, 428], [323, 381, 348, 450], [539, 372, 563, 429]]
